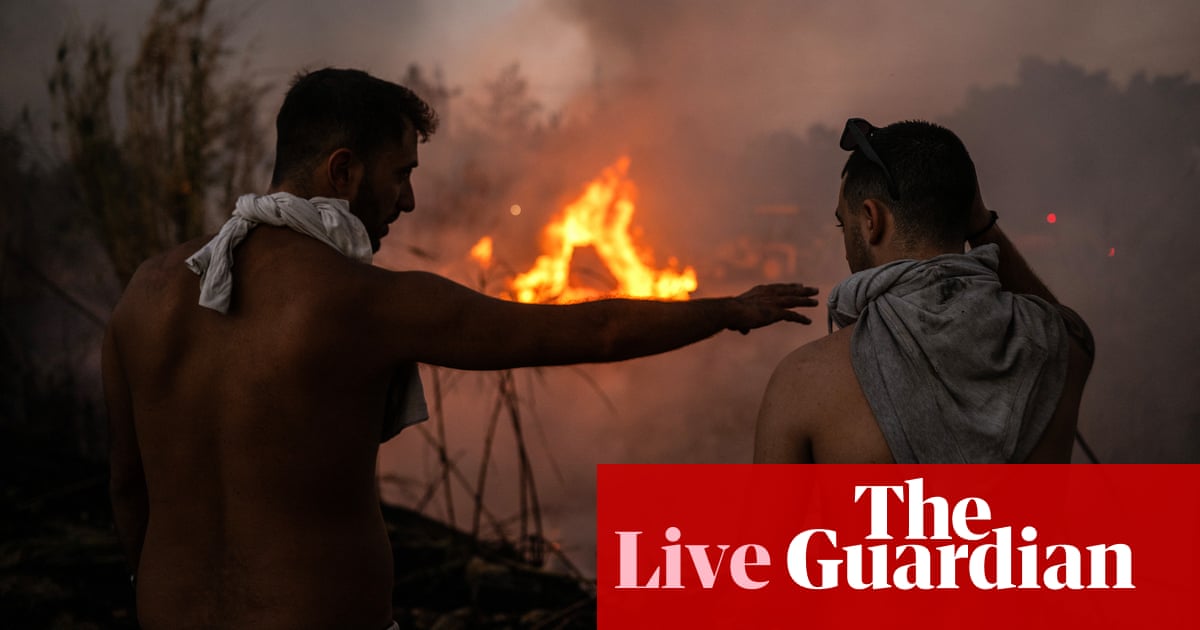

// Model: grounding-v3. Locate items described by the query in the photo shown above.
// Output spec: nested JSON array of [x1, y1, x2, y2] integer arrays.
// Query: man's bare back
[[108, 227, 816, 628], [107, 228, 408, 629]]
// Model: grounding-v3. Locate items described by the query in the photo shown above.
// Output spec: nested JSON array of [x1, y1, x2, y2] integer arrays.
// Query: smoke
[[368, 0, 1200, 573], [5, 0, 1198, 576], [553, 0, 1200, 139]]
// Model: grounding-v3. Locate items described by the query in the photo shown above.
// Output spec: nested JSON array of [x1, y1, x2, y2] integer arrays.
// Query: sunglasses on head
[[839, 117, 901, 201]]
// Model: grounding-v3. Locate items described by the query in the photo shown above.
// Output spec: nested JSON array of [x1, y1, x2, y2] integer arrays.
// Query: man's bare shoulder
[[755, 326, 855, 462], [766, 325, 861, 424], [756, 324, 894, 463], [114, 231, 374, 337], [773, 325, 855, 386], [114, 235, 214, 320]]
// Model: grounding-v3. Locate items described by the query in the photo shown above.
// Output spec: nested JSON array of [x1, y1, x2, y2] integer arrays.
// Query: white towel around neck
[[185, 192, 374, 314], [184, 192, 428, 441]]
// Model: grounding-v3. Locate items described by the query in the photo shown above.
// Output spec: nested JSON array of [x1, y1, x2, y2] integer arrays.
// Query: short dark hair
[[841, 120, 976, 248], [270, 68, 439, 186]]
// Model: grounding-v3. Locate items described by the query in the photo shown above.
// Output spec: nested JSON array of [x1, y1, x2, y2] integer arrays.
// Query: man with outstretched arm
[[754, 119, 1094, 464], [102, 68, 819, 629]]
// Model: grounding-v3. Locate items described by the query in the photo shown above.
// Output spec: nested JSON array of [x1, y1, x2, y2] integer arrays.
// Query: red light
[[1108, 247, 1116, 257], [1046, 213, 1057, 224]]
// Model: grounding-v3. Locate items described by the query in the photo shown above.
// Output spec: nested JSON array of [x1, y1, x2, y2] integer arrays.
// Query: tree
[[49, 0, 268, 286]]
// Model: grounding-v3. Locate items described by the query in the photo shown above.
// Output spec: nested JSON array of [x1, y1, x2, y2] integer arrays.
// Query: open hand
[[729, 283, 821, 334]]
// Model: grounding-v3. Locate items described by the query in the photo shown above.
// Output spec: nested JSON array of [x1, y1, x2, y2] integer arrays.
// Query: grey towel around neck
[[827, 244, 1068, 463], [185, 192, 428, 442]]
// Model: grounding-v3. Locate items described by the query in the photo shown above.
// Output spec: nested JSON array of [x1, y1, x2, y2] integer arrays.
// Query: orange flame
[[503, 157, 697, 303], [470, 235, 493, 268]]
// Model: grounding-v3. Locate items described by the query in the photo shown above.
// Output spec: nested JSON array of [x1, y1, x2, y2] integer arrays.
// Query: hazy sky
[[3, 0, 1198, 139]]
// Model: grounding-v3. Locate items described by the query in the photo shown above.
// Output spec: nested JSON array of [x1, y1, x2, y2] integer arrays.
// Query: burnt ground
[[0, 428, 595, 629]]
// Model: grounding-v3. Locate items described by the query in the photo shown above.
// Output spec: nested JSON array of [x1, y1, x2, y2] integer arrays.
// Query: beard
[[350, 178, 383, 253], [844, 224, 873, 273]]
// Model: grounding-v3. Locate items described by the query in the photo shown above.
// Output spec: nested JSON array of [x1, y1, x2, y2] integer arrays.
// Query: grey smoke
[[4, 0, 1197, 578]]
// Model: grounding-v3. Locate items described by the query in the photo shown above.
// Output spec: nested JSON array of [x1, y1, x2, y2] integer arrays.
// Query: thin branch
[[471, 382, 506, 539], [430, 367, 455, 527], [502, 370, 544, 566], [414, 423, 510, 545]]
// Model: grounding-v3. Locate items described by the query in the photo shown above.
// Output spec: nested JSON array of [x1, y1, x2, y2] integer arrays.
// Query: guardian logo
[[597, 465, 1196, 629], [614, 478, 1132, 591]]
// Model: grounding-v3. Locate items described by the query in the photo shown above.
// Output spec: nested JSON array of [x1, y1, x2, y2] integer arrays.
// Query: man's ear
[[325, 148, 364, 200], [861, 198, 890, 245]]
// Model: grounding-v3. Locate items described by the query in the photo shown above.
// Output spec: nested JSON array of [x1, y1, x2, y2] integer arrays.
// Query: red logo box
[[597, 465, 1199, 629]]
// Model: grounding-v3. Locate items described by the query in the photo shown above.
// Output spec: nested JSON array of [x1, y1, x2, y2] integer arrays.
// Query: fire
[[473, 157, 698, 304], [470, 235, 493, 268]]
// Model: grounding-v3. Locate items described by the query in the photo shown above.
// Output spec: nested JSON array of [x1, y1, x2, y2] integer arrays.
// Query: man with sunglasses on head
[[754, 119, 1094, 464]]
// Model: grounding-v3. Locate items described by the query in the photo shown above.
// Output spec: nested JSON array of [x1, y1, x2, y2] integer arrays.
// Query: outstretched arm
[[102, 322, 148, 575], [370, 270, 820, 371]]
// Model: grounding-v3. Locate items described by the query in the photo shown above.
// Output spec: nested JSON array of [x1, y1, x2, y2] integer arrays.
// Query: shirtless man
[[101, 68, 819, 629], [754, 119, 1094, 464]]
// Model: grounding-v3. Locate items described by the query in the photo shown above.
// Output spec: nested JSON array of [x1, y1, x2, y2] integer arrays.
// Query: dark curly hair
[[270, 68, 439, 186]]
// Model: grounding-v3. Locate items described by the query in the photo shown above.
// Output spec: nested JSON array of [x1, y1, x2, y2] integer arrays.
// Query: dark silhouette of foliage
[[48, 0, 269, 286]]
